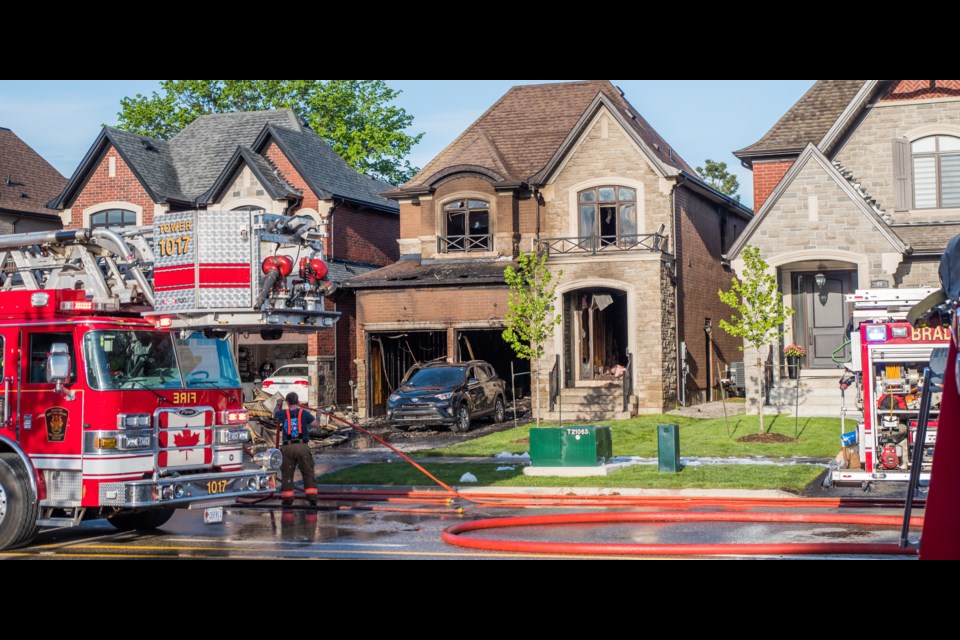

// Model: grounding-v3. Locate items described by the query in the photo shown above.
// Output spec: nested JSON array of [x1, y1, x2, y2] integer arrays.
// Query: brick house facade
[[731, 80, 960, 415], [48, 110, 398, 406], [347, 81, 751, 420]]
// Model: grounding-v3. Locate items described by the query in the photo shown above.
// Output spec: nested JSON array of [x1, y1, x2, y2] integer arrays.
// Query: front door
[[792, 270, 856, 368]]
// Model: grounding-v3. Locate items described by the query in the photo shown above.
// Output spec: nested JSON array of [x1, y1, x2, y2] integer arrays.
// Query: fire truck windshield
[[84, 330, 181, 390], [173, 333, 241, 389]]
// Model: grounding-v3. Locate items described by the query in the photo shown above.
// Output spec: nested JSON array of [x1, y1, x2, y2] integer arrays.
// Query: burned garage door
[[456, 330, 528, 400], [367, 331, 447, 417]]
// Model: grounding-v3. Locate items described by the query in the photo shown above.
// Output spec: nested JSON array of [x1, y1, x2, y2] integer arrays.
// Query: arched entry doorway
[[562, 287, 629, 384], [786, 266, 857, 368]]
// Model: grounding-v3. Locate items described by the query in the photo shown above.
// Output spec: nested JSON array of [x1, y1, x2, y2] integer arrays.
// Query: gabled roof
[[734, 81, 869, 164], [727, 143, 907, 259], [395, 81, 694, 194], [259, 123, 397, 213], [50, 109, 398, 214], [0, 127, 66, 218]]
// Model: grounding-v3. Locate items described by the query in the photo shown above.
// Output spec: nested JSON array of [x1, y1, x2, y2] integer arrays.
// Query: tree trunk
[[533, 359, 541, 428], [757, 353, 765, 435]]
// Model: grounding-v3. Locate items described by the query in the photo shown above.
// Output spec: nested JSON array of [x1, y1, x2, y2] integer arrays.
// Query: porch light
[[814, 273, 826, 289]]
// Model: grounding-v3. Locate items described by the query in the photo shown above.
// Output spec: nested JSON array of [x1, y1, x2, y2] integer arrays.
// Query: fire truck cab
[[832, 288, 949, 487], [0, 211, 337, 550]]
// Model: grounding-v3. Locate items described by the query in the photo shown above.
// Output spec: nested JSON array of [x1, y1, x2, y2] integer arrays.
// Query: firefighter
[[274, 392, 319, 506]]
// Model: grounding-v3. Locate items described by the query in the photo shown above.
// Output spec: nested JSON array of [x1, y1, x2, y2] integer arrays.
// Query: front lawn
[[424, 414, 841, 459], [317, 461, 825, 493]]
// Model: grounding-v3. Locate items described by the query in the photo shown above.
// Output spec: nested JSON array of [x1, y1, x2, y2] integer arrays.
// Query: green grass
[[317, 462, 825, 493], [424, 414, 842, 458]]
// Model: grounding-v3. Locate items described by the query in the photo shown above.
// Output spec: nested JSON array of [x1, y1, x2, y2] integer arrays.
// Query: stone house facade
[[347, 81, 751, 420], [47, 110, 399, 406], [730, 80, 960, 413]]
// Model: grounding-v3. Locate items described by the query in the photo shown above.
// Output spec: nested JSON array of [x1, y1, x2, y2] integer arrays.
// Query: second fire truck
[[832, 288, 949, 487]]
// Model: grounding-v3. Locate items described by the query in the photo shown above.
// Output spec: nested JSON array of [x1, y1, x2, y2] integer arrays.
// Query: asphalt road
[[1, 497, 920, 560]]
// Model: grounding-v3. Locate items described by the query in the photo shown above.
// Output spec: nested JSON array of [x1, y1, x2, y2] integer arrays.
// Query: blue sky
[[0, 80, 815, 209]]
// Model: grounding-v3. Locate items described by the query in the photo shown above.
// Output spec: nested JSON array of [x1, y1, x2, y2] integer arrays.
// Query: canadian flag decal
[[174, 430, 201, 461], [159, 427, 212, 467]]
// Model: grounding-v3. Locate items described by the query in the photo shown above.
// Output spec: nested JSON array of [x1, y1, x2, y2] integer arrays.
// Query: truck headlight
[[118, 413, 152, 429], [436, 392, 453, 401], [119, 433, 152, 450], [219, 428, 251, 444], [865, 325, 887, 342], [389, 394, 400, 403]]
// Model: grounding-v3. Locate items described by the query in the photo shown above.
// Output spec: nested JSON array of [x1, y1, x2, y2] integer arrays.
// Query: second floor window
[[578, 186, 637, 245], [913, 135, 960, 209], [90, 208, 137, 229], [443, 199, 490, 252]]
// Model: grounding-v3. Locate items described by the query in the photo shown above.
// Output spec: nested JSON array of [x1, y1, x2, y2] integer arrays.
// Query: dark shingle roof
[[326, 259, 380, 284], [343, 258, 513, 289], [403, 80, 694, 189], [105, 128, 185, 201], [267, 124, 396, 211], [0, 128, 66, 217], [169, 110, 301, 198], [734, 81, 868, 161], [891, 223, 960, 255], [51, 109, 397, 213]]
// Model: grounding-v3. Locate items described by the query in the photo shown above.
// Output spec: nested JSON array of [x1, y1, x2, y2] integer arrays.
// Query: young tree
[[696, 159, 741, 201], [502, 251, 562, 428], [718, 245, 793, 434], [116, 80, 423, 184]]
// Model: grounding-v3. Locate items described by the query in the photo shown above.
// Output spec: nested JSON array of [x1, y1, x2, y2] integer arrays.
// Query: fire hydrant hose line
[[245, 408, 923, 557], [441, 512, 921, 557]]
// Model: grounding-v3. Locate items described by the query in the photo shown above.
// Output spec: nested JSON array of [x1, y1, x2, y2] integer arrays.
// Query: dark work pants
[[280, 442, 318, 499]]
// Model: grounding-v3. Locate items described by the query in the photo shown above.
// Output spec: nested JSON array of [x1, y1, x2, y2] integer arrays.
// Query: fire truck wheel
[[107, 507, 176, 532], [0, 453, 39, 550]]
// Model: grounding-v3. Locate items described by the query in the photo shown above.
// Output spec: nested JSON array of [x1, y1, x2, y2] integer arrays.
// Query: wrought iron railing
[[536, 233, 666, 256], [437, 234, 492, 253], [622, 350, 633, 413]]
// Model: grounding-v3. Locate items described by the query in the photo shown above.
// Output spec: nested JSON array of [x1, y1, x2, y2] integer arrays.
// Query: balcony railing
[[535, 233, 666, 256], [438, 234, 493, 253]]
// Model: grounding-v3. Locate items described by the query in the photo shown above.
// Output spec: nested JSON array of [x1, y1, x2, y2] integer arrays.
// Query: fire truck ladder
[[0, 227, 154, 308]]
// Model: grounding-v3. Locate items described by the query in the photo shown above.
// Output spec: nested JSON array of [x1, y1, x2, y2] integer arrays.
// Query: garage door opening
[[456, 329, 529, 400], [368, 331, 446, 417]]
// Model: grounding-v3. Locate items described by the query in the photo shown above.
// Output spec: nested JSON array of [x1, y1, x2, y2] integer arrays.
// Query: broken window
[[442, 199, 490, 252], [577, 186, 637, 247]]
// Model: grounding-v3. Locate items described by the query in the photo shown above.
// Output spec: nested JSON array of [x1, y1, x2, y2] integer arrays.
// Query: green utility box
[[658, 424, 680, 472], [529, 425, 613, 467]]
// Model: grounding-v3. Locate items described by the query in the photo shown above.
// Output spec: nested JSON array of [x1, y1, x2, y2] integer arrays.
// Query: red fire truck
[[832, 288, 950, 487], [0, 211, 337, 550]]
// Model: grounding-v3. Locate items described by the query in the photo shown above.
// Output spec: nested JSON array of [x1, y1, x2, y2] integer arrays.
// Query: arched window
[[912, 135, 960, 209], [577, 186, 637, 247], [89, 208, 137, 229], [441, 199, 490, 252]]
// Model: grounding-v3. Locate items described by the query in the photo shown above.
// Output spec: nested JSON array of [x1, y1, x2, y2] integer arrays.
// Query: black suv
[[387, 360, 507, 432]]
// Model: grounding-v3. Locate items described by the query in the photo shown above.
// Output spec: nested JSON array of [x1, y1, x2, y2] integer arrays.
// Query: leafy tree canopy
[[117, 80, 423, 184]]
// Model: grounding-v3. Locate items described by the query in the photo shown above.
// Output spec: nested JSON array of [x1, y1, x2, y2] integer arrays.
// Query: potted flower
[[783, 344, 806, 379]]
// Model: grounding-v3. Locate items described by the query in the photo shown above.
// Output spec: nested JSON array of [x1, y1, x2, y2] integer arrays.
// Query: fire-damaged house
[[346, 80, 751, 420]]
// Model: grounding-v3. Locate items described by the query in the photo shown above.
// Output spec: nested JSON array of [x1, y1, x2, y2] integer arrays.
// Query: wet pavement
[[1, 495, 920, 560]]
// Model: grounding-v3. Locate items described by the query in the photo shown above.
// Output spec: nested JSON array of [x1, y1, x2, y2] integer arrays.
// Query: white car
[[260, 364, 309, 399]]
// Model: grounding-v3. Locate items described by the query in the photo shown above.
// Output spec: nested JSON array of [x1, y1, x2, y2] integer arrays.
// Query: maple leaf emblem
[[174, 430, 201, 460]]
